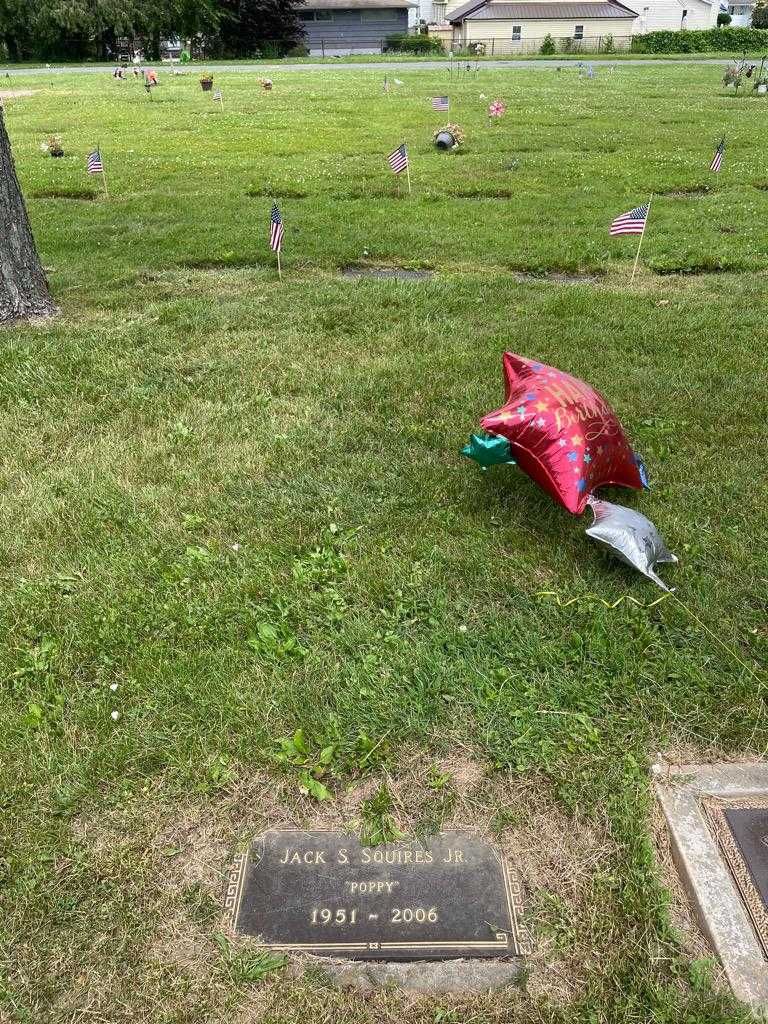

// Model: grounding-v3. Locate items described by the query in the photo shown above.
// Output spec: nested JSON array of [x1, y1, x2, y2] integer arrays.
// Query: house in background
[[632, 0, 718, 31], [298, 0, 418, 54], [428, 0, 720, 50], [445, 0, 639, 53], [726, 0, 754, 23]]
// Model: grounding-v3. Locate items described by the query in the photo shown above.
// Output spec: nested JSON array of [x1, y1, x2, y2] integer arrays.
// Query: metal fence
[[305, 33, 632, 56], [450, 34, 633, 55]]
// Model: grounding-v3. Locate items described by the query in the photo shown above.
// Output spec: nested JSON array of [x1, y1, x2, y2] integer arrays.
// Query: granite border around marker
[[653, 761, 768, 1010]]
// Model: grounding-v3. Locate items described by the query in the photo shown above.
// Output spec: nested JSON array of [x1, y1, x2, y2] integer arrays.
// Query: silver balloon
[[585, 498, 678, 591]]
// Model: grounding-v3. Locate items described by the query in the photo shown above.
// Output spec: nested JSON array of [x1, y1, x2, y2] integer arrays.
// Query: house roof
[[449, 0, 638, 19], [302, 0, 418, 8]]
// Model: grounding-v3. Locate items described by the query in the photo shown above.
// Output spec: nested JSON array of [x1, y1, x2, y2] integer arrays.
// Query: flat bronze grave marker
[[226, 829, 527, 960]]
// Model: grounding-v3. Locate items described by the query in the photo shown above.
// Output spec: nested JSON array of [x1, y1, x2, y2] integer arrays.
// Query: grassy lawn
[[1, 64, 766, 1023]]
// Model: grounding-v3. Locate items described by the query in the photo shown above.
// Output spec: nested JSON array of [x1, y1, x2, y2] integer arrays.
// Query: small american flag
[[387, 143, 408, 174], [709, 138, 725, 172], [270, 202, 283, 252], [432, 96, 449, 111], [213, 89, 222, 101], [610, 203, 649, 235], [86, 149, 103, 175]]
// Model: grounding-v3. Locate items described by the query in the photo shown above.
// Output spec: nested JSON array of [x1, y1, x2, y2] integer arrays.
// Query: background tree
[[0, 109, 56, 324], [215, 0, 305, 57], [753, 2, 768, 26], [717, 10, 732, 24], [0, 0, 37, 61]]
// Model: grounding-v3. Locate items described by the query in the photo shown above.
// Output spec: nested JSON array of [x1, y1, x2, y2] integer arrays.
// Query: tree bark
[[4, 34, 21, 62], [0, 107, 57, 324]]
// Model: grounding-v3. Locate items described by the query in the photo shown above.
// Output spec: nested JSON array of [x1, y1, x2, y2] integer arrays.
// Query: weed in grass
[[360, 785, 404, 846], [214, 934, 287, 985]]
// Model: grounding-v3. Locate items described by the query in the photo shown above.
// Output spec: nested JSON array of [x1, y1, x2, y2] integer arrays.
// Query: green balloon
[[461, 432, 516, 470]]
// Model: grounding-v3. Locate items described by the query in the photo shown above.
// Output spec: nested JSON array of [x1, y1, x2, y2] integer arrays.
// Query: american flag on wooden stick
[[432, 96, 449, 111], [270, 203, 283, 252], [86, 149, 103, 174], [610, 203, 649, 235], [709, 138, 725, 172], [387, 143, 408, 174]]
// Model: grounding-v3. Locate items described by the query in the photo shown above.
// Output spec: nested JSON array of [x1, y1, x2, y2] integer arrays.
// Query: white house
[[726, 0, 754, 25], [444, 0, 640, 52], [427, 0, 721, 47], [632, 0, 718, 31]]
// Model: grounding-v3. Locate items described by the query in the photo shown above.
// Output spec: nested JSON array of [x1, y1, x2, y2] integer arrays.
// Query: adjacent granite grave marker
[[709, 805, 768, 957], [654, 762, 768, 1010], [225, 829, 527, 960]]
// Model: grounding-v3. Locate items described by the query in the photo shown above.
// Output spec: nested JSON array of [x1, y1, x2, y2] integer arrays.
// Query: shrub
[[753, 2, 768, 27], [717, 11, 732, 24], [539, 33, 556, 54], [631, 26, 768, 52], [384, 33, 444, 53], [468, 41, 486, 55], [601, 33, 615, 52], [259, 41, 285, 59], [285, 44, 309, 57]]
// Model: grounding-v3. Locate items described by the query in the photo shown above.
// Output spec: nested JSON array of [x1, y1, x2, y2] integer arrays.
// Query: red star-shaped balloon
[[480, 352, 643, 515]]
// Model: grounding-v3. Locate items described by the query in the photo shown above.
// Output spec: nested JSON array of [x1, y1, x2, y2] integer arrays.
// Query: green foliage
[[214, 934, 287, 983], [753, 2, 768, 27], [539, 32, 556, 54], [384, 33, 444, 54], [0, 0, 301, 61], [632, 25, 768, 51], [360, 785, 404, 846], [269, 725, 389, 800], [601, 33, 615, 52], [717, 11, 732, 24]]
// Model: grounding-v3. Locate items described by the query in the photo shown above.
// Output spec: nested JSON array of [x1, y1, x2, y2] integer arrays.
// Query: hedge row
[[631, 26, 768, 52], [384, 33, 445, 53]]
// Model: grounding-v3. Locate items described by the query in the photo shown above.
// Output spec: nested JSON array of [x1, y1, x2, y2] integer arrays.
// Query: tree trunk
[[0, 108, 57, 324], [4, 35, 21, 62]]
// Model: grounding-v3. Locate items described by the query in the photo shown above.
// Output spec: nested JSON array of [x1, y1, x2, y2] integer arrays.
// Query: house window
[[300, 9, 334, 19], [361, 7, 399, 18], [512, 24, 522, 39], [574, 23, 584, 37], [433, 2, 447, 19]]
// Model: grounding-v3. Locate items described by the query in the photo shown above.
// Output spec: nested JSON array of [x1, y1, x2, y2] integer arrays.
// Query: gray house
[[298, 0, 418, 55]]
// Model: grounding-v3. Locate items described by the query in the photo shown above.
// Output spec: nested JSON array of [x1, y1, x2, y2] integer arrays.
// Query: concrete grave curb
[[653, 761, 768, 1011]]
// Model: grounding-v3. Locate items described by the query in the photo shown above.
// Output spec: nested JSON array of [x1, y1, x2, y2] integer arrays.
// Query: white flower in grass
[[110, 683, 119, 692], [111, 710, 120, 721], [231, 543, 241, 552], [458, 624, 467, 633]]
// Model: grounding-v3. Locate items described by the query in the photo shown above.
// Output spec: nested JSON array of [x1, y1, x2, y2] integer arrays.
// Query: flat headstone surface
[[724, 809, 768, 911], [653, 761, 768, 1010], [341, 267, 432, 281], [226, 829, 526, 961]]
